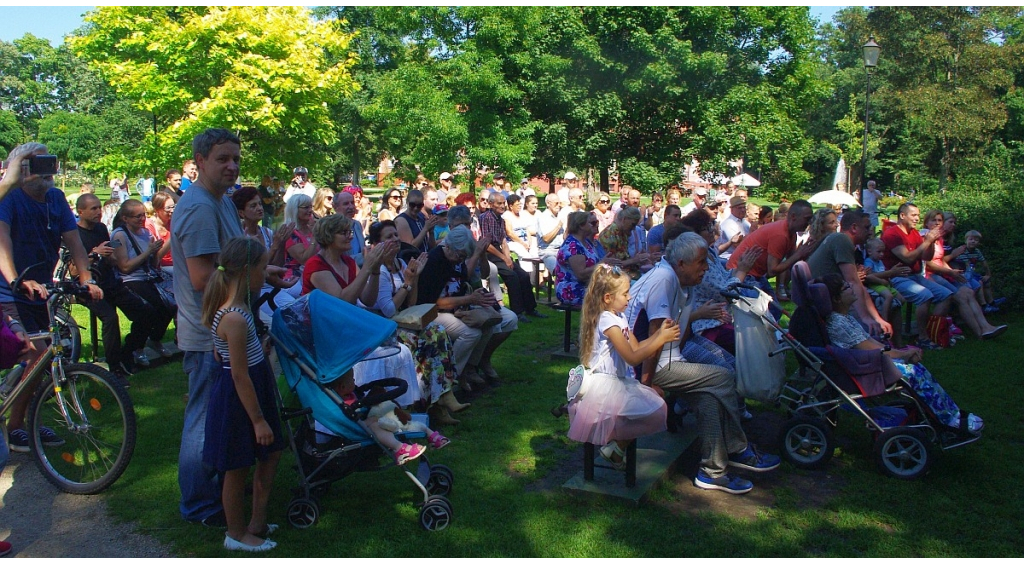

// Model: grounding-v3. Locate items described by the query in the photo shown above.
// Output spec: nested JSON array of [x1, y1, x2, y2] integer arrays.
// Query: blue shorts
[[890, 274, 953, 305]]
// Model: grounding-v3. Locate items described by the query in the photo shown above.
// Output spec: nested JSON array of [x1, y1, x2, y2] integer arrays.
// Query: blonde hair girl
[[569, 264, 680, 469]]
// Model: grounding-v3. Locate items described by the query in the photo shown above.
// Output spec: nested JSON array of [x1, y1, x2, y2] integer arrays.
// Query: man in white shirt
[[715, 196, 750, 261], [556, 171, 577, 203], [625, 232, 779, 495], [282, 166, 315, 205], [861, 179, 882, 232], [680, 186, 707, 216], [536, 196, 565, 259]]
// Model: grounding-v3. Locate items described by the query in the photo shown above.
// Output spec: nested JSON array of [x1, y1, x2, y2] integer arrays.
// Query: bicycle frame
[[1, 284, 84, 430]]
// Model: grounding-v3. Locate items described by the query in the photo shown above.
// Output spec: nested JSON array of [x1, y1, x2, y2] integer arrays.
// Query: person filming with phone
[[0, 142, 103, 452]]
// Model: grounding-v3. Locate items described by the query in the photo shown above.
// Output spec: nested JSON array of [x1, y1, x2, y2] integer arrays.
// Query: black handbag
[[117, 226, 177, 312]]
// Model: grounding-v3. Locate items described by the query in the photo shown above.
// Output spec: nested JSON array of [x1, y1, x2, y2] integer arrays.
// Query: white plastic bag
[[731, 288, 786, 403]]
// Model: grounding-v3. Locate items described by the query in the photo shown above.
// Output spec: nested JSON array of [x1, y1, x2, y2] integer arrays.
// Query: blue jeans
[[890, 274, 953, 305], [178, 350, 222, 521]]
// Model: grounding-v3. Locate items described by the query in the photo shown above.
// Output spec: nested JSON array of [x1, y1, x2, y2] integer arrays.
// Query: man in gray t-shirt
[[172, 129, 245, 524], [172, 129, 295, 524], [806, 210, 894, 339]]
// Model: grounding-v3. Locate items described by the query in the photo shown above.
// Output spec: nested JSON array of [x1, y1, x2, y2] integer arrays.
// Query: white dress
[[567, 311, 667, 445]]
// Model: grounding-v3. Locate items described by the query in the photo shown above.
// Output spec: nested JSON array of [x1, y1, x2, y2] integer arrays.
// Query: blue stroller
[[269, 291, 454, 531]]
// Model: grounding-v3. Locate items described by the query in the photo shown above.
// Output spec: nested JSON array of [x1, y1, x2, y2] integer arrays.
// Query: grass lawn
[[62, 294, 1023, 557]]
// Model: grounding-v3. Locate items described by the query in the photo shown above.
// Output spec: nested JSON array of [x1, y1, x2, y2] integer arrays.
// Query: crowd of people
[[0, 131, 1009, 553]]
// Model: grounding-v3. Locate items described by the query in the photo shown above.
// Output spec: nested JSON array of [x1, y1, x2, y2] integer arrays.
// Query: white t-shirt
[[624, 259, 692, 371], [536, 209, 563, 250], [716, 213, 750, 260], [590, 311, 632, 377], [283, 182, 316, 205]]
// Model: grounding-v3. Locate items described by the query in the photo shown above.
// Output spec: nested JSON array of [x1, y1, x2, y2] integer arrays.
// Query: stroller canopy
[[271, 290, 397, 386]]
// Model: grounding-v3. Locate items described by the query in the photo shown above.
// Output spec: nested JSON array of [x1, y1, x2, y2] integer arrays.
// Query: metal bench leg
[[563, 308, 572, 353], [584, 442, 595, 481], [625, 439, 637, 487]]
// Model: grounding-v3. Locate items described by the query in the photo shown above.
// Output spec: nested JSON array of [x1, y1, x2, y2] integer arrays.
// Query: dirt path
[[0, 453, 172, 558]]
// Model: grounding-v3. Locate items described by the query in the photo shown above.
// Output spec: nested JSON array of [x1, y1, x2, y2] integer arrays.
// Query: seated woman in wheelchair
[[819, 273, 983, 433]]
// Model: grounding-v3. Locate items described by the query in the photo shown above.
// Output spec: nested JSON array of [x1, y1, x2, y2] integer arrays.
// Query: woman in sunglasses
[[555, 211, 612, 306], [378, 188, 404, 222]]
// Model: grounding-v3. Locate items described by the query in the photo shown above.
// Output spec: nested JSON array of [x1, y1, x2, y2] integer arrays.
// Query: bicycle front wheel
[[27, 363, 137, 494]]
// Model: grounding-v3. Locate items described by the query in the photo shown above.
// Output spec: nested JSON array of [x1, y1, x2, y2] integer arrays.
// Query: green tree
[[70, 6, 360, 177], [867, 6, 1020, 193], [0, 109, 24, 158], [37, 111, 104, 165]]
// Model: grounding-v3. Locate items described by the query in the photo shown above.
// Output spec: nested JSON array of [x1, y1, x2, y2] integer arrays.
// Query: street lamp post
[[860, 36, 880, 206]]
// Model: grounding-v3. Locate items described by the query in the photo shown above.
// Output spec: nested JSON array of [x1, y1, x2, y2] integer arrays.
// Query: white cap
[[439, 172, 452, 180], [564, 171, 577, 180]]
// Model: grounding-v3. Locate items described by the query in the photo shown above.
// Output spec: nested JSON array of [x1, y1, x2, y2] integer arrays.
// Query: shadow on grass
[[92, 303, 1024, 556]]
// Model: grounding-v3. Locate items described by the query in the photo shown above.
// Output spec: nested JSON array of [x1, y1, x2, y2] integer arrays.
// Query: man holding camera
[[0, 143, 103, 452], [283, 166, 315, 205]]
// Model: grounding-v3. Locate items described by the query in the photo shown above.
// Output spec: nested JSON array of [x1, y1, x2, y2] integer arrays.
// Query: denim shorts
[[890, 274, 953, 305]]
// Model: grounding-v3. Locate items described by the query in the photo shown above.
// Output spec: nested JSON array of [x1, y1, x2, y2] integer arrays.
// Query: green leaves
[[70, 6, 359, 177]]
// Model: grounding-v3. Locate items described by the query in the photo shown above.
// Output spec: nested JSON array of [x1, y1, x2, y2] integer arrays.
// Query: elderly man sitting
[[625, 232, 779, 495]]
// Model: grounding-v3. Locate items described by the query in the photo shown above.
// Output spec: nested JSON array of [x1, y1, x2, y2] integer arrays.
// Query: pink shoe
[[394, 443, 426, 465], [428, 431, 450, 450]]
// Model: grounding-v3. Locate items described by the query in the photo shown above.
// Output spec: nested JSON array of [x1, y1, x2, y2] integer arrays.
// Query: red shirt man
[[726, 200, 814, 278]]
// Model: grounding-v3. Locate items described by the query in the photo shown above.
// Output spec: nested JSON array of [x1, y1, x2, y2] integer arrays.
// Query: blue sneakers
[[694, 471, 753, 495], [728, 444, 781, 472]]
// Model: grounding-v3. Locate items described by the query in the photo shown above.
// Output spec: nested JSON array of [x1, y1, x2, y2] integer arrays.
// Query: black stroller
[[719, 263, 980, 480], [269, 291, 455, 530]]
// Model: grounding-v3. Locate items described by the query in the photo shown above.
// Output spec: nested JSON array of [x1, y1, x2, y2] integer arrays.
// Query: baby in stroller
[[321, 369, 450, 465]]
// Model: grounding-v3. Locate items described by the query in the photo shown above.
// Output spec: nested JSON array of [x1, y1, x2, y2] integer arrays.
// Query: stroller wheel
[[427, 464, 455, 497], [874, 427, 934, 480], [287, 497, 320, 529], [420, 496, 453, 531], [779, 417, 835, 469]]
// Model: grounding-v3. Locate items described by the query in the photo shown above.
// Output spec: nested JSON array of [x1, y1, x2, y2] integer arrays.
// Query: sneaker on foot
[[7, 428, 29, 452], [993, 297, 1008, 307], [983, 304, 999, 314], [728, 444, 780, 472], [694, 470, 753, 495], [132, 350, 151, 368], [740, 407, 754, 421], [915, 338, 941, 350], [147, 339, 174, 358], [38, 426, 65, 447]]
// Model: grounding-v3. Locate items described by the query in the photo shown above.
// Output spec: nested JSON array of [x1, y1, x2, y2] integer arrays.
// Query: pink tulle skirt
[[567, 371, 667, 445]]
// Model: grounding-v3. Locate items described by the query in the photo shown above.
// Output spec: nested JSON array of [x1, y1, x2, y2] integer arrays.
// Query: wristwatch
[[400, 283, 413, 292], [86, 279, 97, 285]]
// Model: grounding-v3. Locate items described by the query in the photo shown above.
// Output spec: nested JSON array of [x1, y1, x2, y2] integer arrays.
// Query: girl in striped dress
[[201, 237, 284, 552]]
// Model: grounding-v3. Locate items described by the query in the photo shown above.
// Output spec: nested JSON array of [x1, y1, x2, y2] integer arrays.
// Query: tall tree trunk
[[352, 134, 361, 188], [600, 167, 609, 193]]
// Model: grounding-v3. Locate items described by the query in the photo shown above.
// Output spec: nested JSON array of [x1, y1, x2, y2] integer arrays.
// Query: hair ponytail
[[201, 236, 267, 327]]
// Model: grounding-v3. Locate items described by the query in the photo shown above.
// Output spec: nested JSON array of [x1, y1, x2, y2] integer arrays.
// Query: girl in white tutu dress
[[568, 265, 681, 468]]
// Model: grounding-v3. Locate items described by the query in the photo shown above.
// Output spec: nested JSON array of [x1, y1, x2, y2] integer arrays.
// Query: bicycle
[[0, 264, 137, 494]]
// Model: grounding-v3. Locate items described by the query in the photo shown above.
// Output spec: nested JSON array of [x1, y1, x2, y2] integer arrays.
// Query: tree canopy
[[69, 6, 360, 177]]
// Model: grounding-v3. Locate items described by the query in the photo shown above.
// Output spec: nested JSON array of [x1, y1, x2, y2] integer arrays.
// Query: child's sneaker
[[427, 431, 450, 450], [949, 323, 964, 337], [394, 443, 426, 465], [983, 304, 998, 314]]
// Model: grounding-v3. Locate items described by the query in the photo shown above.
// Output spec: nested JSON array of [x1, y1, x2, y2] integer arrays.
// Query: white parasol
[[808, 189, 860, 208]]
